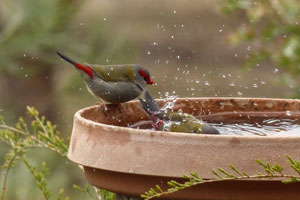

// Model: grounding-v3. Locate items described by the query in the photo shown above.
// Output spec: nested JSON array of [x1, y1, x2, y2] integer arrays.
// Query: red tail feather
[[57, 51, 93, 79], [74, 63, 93, 79]]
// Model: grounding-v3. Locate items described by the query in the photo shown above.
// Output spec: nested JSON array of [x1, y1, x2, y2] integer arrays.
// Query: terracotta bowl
[[68, 98, 300, 200]]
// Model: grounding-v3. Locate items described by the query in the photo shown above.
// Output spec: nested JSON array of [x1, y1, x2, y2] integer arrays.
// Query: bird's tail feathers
[[57, 51, 94, 79], [56, 51, 77, 65]]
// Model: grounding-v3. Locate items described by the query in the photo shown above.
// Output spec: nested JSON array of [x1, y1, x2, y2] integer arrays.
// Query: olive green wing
[[169, 120, 203, 134], [162, 112, 204, 133], [157, 112, 197, 121], [90, 64, 135, 83]]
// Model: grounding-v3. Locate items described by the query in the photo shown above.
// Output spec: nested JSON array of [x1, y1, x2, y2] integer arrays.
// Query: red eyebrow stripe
[[138, 69, 147, 77], [74, 63, 93, 79], [139, 70, 155, 85]]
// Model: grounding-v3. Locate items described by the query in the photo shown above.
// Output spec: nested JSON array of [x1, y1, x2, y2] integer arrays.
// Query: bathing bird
[[139, 91, 220, 135]]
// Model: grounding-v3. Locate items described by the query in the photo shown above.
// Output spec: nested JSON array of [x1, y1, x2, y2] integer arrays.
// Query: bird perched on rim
[[139, 91, 220, 135], [57, 51, 155, 104]]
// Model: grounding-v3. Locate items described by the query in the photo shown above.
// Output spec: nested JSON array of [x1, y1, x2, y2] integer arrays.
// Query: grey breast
[[89, 79, 142, 103]]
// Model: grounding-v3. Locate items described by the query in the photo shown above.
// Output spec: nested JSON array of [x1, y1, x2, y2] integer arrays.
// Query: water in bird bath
[[132, 95, 300, 136], [131, 97, 300, 137], [202, 114, 300, 136], [131, 113, 300, 136]]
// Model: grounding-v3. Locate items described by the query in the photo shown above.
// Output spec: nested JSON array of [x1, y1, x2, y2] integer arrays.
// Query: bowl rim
[[75, 97, 300, 140]]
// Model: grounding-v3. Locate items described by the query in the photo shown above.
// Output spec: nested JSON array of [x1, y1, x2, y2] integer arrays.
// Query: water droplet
[[161, 101, 175, 111], [273, 68, 279, 73]]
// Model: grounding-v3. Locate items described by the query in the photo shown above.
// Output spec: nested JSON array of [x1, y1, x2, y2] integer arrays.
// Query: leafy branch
[[220, 0, 300, 96], [0, 106, 113, 200], [22, 158, 51, 200], [0, 149, 22, 200], [142, 155, 300, 200]]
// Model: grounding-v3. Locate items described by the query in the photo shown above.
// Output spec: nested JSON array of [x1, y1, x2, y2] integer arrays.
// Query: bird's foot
[[95, 99, 110, 117]]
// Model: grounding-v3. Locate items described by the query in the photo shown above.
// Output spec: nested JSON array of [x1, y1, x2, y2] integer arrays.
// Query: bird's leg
[[109, 103, 122, 113], [96, 98, 109, 117]]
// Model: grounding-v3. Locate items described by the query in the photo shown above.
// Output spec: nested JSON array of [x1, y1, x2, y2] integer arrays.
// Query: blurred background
[[1, 0, 300, 199]]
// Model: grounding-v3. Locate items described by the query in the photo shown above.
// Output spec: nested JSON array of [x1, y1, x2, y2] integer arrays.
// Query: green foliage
[[0, 107, 114, 200], [0, 0, 81, 75], [22, 159, 51, 200], [220, 0, 300, 95], [142, 156, 300, 200], [0, 0, 137, 77]]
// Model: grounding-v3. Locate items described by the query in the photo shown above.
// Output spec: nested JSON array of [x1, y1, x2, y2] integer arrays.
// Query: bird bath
[[68, 98, 300, 200]]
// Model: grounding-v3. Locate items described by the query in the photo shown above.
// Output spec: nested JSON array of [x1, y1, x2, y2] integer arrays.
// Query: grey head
[[134, 66, 155, 91]]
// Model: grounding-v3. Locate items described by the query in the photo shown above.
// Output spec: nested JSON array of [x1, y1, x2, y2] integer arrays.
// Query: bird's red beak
[[147, 78, 155, 85]]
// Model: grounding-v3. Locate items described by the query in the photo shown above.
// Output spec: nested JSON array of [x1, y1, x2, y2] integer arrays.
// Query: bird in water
[[57, 51, 154, 104], [139, 91, 220, 135]]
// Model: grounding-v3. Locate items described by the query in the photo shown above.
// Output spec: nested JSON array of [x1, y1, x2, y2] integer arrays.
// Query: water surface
[[131, 111, 300, 136]]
